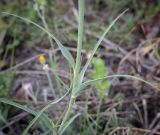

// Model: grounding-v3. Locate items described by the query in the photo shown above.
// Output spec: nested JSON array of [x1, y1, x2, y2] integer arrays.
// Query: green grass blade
[[60, 113, 81, 135], [0, 98, 52, 129], [78, 9, 128, 85], [73, 0, 85, 84], [1, 12, 75, 69], [22, 90, 70, 135], [80, 74, 156, 90]]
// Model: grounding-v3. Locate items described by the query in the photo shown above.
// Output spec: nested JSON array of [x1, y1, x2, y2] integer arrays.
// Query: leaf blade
[[1, 12, 75, 69], [0, 98, 52, 129], [22, 90, 70, 135], [80, 74, 155, 90], [78, 9, 129, 85], [60, 113, 81, 135]]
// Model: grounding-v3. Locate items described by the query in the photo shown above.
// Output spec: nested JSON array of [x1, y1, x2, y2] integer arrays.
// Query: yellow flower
[[38, 55, 45, 63]]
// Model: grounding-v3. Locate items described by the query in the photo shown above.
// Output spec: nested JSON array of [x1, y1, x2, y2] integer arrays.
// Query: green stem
[[58, 96, 75, 133], [58, 0, 85, 133], [42, 16, 63, 96], [73, 0, 85, 88], [46, 70, 55, 96], [37, 6, 63, 96]]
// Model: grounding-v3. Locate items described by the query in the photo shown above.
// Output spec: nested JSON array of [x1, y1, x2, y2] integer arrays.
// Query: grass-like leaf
[[0, 98, 52, 129], [78, 9, 129, 86], [60, 113, 81, 135], [73, 0, 85, 83], [1, 12, 75, 69], [80, 74, 156, 91], [22, 90, 70, 135]]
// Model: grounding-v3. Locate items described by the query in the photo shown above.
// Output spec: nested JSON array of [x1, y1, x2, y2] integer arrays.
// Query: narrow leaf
[[60, 113, 81, 135], [80, 74, 156, 90], [0, 98, 52, 129], [78, 9, 128, 85], [22, 90, 69, 135], [1, 12, 75, 69], [74, 0, 85, 79]]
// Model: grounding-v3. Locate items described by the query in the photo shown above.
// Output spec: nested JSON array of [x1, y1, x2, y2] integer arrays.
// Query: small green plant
[[0, 1, 156, 135], [91, 57, 110, 100], [91, 57, 110, 133]]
